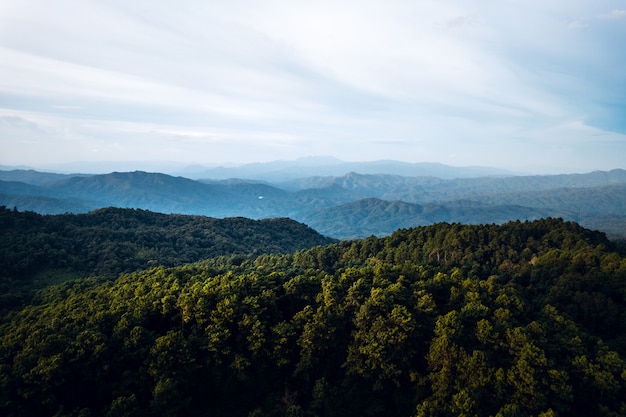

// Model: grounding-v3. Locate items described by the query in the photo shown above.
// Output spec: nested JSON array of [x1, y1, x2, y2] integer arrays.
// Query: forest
[[0, 206, 335, 313], [1, 216, 625, 416]]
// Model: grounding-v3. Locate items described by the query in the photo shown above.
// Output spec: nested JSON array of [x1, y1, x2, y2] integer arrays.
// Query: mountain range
[[175, 157, 517, 181], [1, 160, 625, 239]]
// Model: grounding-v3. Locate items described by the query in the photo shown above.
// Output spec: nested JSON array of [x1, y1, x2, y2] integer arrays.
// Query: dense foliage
[[1, 218, 625, 416], [0, 207, 335, 312]]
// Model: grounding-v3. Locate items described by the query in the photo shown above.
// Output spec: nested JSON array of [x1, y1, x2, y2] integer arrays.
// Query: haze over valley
[[2, 160, 625, 240]]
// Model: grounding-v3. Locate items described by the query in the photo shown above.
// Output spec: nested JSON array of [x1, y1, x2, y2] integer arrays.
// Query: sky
[[1, 0, 625, 174]]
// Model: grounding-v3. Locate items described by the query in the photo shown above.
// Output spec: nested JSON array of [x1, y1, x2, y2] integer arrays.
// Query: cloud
[[599, 9, 626, 19], [0, 46, 273, 120], [0, 0, 625, 172], [568, 20, 589, 29], [367, 138, 411, 146], [443, 14, 480, 29], [569, 8, 626, 29], [51, 105, 82, 110]]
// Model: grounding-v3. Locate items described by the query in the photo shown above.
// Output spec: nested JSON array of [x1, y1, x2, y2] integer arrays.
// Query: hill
[[0, 169, 88, 185], [1, 169, 626, 239], [299, 198, 563, 239], [0, 207, 335, 312], [1, 219, 625, 416]]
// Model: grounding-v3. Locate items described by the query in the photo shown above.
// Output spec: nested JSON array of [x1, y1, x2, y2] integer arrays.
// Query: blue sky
[[1, 0, 625, 173]]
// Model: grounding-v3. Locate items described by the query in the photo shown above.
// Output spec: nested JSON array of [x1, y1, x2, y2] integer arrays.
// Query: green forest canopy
[[1, 218, 626, 416], [0, 206, 335, 312]]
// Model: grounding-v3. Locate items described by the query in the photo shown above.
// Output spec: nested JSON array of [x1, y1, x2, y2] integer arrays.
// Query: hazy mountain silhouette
[[188, 158, 515, 181], [2, 168, 625, 239]]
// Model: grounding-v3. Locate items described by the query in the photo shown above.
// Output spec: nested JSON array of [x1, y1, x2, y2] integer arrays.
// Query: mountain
[[476, 184, 626, 215], [0, 193, 98, 214], [192, 159, 515, 181], [0, 172, 295, 218], [48, 171, 233, 211], [299, 198, 433, 239], [298, 198, 564, 239], [0, 179, 56, 196], [0, 169, 90, 185], [2, 169, 626, 239], [284, 170, 626, 200]]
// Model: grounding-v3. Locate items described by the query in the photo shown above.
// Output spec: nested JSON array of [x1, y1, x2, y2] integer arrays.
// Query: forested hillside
[[299, 198, 562, 239], [0, 207, 334, 312], [2, 219, 625, 416]]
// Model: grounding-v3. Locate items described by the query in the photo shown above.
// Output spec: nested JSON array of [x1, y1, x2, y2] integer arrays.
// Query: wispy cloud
[[568, 20, 589, 29], [51, 105, 82, 110], [599, 9, 626, 19], [569, 7, 626, 29], [443, 14, 480, 30]]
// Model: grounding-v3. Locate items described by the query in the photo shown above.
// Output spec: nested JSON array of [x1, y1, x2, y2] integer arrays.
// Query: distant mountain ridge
[[189, 159, 516, 181], [1, 168, 626, 239], [0, 159, 515, 181], [298, 198, 575, 239], [0, 169, 86, 185]]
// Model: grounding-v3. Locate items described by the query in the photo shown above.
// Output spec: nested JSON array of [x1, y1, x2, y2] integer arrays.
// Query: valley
[[2, 163, 626, 240]]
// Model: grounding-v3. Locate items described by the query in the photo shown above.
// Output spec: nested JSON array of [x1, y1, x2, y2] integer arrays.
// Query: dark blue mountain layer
[[1, 169, 625, 239]]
